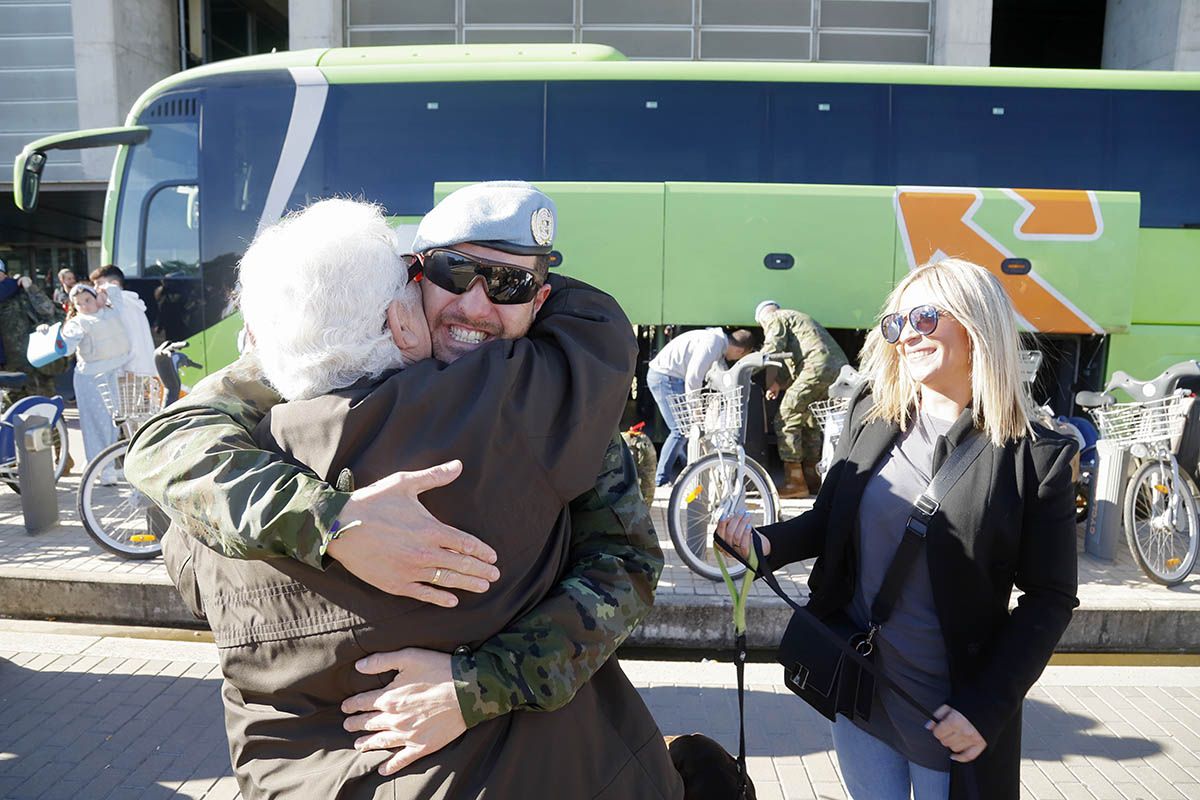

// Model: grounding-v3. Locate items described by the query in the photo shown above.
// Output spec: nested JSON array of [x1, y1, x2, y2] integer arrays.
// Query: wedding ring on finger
[[432, 568, 444, 585]]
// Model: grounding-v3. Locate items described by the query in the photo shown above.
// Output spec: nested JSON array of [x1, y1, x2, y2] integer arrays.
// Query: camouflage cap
[[409, 181, 557, 257]]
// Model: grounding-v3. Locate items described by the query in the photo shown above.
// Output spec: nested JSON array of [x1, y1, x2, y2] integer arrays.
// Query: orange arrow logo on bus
[[895, 187, 1103, 334]]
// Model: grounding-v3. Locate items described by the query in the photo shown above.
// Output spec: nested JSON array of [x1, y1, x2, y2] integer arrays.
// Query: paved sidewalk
[[3, 464, 1200, 652], [2, 621, 1200, 799]]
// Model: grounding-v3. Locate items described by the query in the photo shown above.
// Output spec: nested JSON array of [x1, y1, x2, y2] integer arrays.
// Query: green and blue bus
[[14, 44, 1200, 412]]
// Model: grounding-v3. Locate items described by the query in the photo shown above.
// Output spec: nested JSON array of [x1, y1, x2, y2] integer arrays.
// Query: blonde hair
[[859, 258, 1031, 446]]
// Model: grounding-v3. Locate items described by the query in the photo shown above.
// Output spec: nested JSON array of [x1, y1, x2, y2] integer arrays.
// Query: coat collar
[[943, 405, 979, 447]]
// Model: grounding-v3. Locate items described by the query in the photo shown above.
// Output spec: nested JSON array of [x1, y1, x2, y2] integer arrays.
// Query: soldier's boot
[[778, 462, 811, 499], [802, 461, 822, 496]]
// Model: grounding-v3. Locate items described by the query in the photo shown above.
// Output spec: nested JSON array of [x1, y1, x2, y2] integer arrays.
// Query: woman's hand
[[926, 704, 987, 763], [715, 510, 770, 560], [36, 324, 49, 334], [342, 648, 468, 775]]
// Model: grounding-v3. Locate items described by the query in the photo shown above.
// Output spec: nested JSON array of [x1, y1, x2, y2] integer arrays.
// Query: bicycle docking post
[[15, 414, 59, 534], [1085, 440, 1130, 561]]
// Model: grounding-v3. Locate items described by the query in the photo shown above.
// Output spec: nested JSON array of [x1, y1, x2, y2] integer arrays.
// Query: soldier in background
[[621, 421, 659, 504], [755, 300, 848, 498], [0, 260, 66, 400]]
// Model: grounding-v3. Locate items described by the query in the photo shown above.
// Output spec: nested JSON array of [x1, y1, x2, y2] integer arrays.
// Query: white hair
[[237, 198, 418, 401]]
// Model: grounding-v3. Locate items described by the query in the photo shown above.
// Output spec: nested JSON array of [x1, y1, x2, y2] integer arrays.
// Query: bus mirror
[[15, 151, 46, 211], [12, 125, 150, 212]]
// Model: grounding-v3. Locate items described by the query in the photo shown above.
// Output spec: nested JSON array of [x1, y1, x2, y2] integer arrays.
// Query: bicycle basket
[[668, 386, 743, 437], [1091, 394, 1190, 448], [810, 397, 850, 435], [99, 373, 165, 424]]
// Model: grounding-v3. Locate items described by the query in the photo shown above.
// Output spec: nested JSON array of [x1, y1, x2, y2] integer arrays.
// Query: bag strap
[[733, 632, 749, 799], [869, 429, 989, 627]]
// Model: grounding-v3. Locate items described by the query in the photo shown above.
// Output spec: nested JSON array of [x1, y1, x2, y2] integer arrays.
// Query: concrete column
[[1103, 0, 1200, 70], [71, 0, 178, 180], [1177, 0, 1200, 69], [931, 0, 993, 66], [289, 0, 344, 50]]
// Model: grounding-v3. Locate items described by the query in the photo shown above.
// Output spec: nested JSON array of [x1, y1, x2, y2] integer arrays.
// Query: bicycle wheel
[[52, 416, 69, 479], [667, 451, 779, 581], [1123, 459, 1199, 585], [77, 441, 161, 559]]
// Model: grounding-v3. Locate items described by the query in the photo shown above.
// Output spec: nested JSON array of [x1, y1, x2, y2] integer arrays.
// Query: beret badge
[[531, 207, 555, 247]]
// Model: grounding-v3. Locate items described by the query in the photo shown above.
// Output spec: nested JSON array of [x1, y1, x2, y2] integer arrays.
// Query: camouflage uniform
[[620, 423, 658, 505], [761, 309, 848, 464], [0, 280, 66, 400], [125, 354, 664, 728]]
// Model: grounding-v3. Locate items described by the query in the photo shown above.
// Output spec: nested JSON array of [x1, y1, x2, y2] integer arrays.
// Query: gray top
[[849, 411, 954, 771]]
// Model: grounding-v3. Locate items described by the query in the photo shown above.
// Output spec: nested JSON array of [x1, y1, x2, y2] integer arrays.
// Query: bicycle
[[0, 372, 69, 491], [1077, 360, 1200, 586], [77, 341, 200, 559], [665, 351, 782, 581]]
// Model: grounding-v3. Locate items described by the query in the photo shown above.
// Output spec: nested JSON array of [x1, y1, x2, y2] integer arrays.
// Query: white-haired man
[[235, 199, 431, 399], [129, 186, 683, 799]]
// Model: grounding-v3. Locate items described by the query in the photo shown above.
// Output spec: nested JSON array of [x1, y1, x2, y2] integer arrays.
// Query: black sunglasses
[[404, 249, 543, 306], [880, 304, 955, 344]]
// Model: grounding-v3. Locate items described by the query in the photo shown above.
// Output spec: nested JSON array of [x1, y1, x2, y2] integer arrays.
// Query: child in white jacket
[[58, 285, 130, 480]]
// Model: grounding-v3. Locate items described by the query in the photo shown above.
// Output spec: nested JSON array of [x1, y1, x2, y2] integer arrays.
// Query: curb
[[3, 568, 1200, 653]]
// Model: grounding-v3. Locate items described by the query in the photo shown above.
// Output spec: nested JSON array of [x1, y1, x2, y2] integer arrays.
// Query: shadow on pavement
[[0, 659, 232, 799], [639, 687, 1164, 763]]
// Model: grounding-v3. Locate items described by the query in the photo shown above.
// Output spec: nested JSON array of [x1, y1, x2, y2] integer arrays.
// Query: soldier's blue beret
[[408, 181, 556, 256]]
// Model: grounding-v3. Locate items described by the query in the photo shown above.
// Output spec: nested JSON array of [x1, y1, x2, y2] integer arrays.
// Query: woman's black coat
[[759, 390, 1079, 800]]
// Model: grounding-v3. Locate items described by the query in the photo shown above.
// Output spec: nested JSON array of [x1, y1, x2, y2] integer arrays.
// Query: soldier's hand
[[327, 460, 500, 606], [342, 648, 466, 775]]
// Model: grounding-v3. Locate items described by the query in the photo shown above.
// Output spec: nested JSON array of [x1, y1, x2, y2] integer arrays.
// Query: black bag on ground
[[667, 733, 757, 800]]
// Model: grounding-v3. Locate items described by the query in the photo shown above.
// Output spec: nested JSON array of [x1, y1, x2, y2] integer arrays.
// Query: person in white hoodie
[[91, 265, 157, 377]]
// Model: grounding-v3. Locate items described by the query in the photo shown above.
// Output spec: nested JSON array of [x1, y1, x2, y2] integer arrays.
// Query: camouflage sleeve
[[451, 434, 662, 727], [761, 316, 795, 383], [124, 353, 349, 567], [25, 282, 61, 323]]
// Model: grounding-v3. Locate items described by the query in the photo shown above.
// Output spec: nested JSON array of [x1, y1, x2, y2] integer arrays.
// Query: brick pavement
[[2, 621, 1200, 799]]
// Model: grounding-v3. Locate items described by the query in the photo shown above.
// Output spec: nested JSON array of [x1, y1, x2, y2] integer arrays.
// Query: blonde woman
[[719, 258, 1078, 800]]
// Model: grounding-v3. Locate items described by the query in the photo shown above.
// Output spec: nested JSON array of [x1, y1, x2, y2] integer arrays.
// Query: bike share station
[[13, 413, 59, 534]]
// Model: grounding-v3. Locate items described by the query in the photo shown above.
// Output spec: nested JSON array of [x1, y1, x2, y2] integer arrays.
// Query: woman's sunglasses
[[404, 249, 544, 305], [879, 304, 954, 344]]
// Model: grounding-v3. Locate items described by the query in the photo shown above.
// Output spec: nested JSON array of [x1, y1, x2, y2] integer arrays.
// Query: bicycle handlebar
[[705, 350, 786, 389], [827, 364, 865, 400], [1075, 359, 1200, 407]]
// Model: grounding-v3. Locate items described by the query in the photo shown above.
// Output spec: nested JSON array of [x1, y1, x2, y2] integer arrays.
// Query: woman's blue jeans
[[831, 716, 950, 800], [646, 369, 687, 486]]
